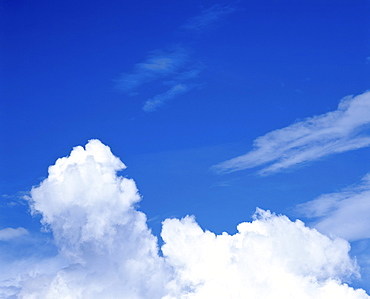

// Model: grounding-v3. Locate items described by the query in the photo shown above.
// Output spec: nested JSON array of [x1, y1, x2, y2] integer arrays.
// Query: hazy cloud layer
[[214, 91, 370, 175], [298, 173, 370, 241], [1, 140, 368, 298]]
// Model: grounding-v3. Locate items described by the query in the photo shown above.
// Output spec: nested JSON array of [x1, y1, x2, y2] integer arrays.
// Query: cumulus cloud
[[213, 91, 370, 175], [297, 173, 370, 241], [162, 209, 367, 299], [1, 140, 369, 298], [182, 4, 235, 32], [17, 140, 170, 298], [0, 227, 28, 241]]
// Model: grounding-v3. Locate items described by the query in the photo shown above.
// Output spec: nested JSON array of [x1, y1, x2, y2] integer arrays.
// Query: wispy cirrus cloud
[[143, 83, 191, 112], [115, 48, 188, 94], [297, 173, 370, 241], [116, 47, 202, 112], [115, 4, 235, 112], [214, 90, 370, 175], [182, 4, 236, 32]]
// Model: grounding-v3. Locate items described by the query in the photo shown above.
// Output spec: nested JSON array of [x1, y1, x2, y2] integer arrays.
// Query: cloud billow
[[214, 91, 370, 175], [1, 140, 369, 298]]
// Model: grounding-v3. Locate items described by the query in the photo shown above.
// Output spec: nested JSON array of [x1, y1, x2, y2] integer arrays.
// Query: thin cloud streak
[[214, 91, 370, 175], [115, 49, 188, 94], [115, 47, 202, 112], [182, 4, 236, 32], [143, 84, 191, 112], [297, 173, 370, 241], [116, 3, 234, 111]]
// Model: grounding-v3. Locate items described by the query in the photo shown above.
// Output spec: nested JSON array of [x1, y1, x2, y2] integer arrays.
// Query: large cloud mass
[[1, 140, 369, 298]]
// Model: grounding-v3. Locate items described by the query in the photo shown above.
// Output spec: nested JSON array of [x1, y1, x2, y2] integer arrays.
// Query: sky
[[1, 0, 370, 297]]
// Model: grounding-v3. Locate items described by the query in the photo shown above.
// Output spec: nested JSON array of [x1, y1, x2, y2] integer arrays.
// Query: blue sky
[[1, 0, 370, 297]]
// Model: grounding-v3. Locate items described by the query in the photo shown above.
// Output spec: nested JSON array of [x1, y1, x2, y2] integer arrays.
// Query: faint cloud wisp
[[115, 48, 188, 95], [116, 48, 202, 112], [115, 4, 235, 113], [143, 83, 190, 112], [182, 4, 236, 32]]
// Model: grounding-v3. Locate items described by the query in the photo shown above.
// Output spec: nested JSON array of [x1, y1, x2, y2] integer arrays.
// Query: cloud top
[[24, 139, 169, 298], [214, 91, 370, 175], [1, 140, 369, 298], [29, 140, 139, 255]]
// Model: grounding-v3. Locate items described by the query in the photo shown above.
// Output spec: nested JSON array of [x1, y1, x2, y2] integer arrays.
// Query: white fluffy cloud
[[214, 91, 370, 175], [297, 173, 370, 241], [1, 140, 369, 298], [161, 210, 368, 299], [16, 140, 170, 298]]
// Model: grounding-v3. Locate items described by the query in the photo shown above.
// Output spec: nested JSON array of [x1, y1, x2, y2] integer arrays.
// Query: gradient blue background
[[1, 0, 370, 291]]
